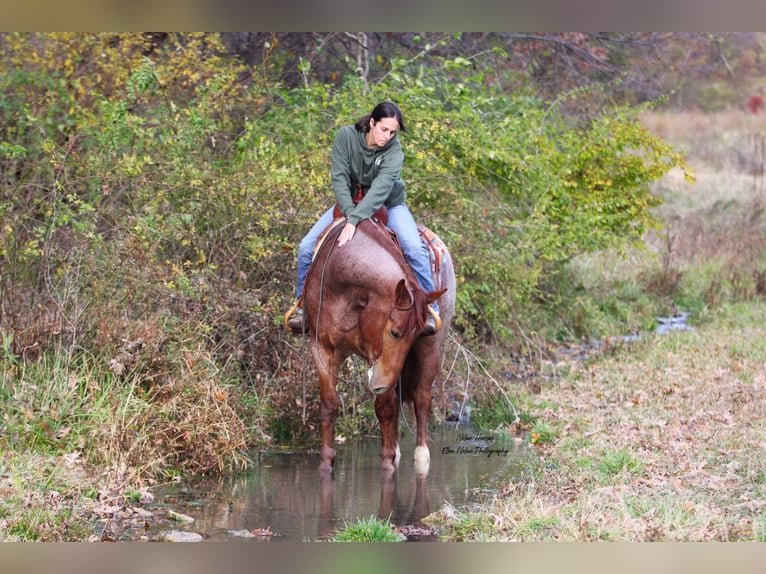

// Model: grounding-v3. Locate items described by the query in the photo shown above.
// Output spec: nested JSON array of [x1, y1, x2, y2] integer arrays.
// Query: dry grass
[[430, 301, 766, 541], [644, 110, 766, 310], [93, 343, 258, 484], [0, 329, 261, 540], [640, 108, 766, 173]]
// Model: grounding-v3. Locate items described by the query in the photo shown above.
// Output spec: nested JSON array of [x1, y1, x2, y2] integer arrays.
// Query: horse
[[300, 217, 455, 474]]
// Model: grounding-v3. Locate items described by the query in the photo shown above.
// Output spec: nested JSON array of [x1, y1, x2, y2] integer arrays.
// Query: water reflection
[[149, 427, 529, 542]]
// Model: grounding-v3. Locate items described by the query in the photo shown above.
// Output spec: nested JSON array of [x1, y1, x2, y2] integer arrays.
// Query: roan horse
[[299, 217, 455, 474]]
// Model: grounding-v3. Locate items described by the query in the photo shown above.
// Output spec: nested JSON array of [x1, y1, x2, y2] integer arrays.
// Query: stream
[[129, 426, 529, 542]]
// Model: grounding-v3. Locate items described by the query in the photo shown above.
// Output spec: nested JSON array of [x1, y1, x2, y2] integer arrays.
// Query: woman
[[286, 101, 440, 335]]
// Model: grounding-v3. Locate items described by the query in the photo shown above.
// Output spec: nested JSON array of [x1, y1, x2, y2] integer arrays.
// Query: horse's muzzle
[[367, 363, 394, 395]]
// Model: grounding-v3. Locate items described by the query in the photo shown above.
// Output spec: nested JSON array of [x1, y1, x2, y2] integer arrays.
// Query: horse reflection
[[318, 469, 432, 540]]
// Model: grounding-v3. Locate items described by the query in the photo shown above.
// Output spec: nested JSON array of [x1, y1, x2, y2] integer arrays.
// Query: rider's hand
[[337, 221, 356, 247]]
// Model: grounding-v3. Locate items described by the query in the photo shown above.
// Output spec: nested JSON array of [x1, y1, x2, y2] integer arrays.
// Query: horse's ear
[[394, 279, 414, 308], [427, 288, 447, 305]]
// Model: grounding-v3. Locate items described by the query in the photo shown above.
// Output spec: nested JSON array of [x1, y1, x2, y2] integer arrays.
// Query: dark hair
[[355, 101, 406, 133]]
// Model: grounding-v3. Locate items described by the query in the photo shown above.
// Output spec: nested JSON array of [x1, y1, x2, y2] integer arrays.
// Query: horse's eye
[[390, 329, 402, 340]]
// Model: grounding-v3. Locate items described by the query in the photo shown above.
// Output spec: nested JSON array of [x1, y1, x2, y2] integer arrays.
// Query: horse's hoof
[[414, 446, 430, 475], [319, 447, 336, 474], [381, 445, 400, 473]]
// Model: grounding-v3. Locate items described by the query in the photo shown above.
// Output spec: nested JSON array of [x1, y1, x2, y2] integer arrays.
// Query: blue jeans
[[295, 204, 438, 313]]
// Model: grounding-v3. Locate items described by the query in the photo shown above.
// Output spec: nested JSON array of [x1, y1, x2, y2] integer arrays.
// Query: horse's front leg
[[374, 388, 400, 473], [314, 349, 340, 474], [412, 370, 434, 475]]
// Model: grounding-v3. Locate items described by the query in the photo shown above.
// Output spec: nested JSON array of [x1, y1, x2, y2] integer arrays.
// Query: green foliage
[[360, 58, 686, 343], [0, 33, 687, 353]]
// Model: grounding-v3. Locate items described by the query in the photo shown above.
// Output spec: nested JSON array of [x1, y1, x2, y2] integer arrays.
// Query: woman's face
[[368, 117, 399, 147]]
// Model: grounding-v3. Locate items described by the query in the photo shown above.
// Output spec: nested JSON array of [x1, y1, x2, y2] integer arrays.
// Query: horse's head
[[367, 278, 446, 395]]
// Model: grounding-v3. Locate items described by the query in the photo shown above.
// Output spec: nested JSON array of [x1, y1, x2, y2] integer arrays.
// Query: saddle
[[318, 183, 447, 275], [332, 183, 388, 225]]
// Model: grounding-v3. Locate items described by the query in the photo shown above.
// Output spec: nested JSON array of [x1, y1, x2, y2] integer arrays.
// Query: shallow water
[[144, 427, 530, 542]]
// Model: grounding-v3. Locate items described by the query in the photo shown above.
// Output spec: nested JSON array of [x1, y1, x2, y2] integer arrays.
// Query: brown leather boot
[[286, 307, 305, 333], [423, 307, 439, 336]]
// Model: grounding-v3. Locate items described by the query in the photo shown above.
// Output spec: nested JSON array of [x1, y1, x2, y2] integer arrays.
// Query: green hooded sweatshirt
[[330, 124, 407, 226]]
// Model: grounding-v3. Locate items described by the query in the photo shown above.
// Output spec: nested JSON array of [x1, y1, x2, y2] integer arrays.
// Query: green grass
[[471, 395, 534, 431], [529, 421, 558, 446], [331, 515, 405, 542], [598, 450, 644, 479]]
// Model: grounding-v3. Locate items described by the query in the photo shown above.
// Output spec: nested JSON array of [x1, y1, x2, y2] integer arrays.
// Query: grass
[[431, 300, 766, 541], [0, 451, 98, 541], [330, 515, 405, 542], [429, 108, 766, 541], [529, 421, 558, 447], [598, 450, 644, 479], [0, 336, 258, 540]]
